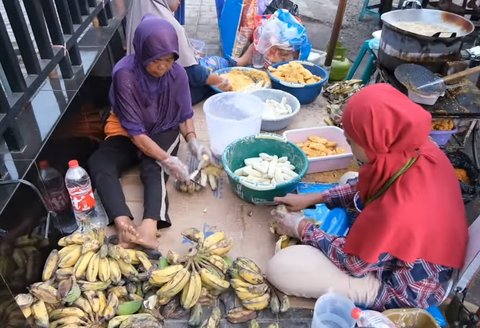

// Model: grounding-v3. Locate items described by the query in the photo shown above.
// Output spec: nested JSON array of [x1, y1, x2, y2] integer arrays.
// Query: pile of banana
[[0, 233, 49, 290], [228, 258, 289, 315], [322, 79, 364, 127], [14, 227, 290, 327], [15, 229, 162, 328]]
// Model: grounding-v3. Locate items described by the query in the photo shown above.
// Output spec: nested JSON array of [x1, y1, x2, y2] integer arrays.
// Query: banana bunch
[[42, 229, 155, 286], [0, 233, 49, 289], [18, 283, 160, 327], [228, 257, 271, 311], [229, 257, 290, 314]]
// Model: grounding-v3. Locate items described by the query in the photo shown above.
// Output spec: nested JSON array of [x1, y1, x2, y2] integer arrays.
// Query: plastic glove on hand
[[188, 139, 213, 164], [270, 204, 305, 239], [157, 156, 190, 182]]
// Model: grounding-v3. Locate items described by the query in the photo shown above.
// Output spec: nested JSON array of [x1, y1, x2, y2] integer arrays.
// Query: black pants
[[88, 130, 180, 229]]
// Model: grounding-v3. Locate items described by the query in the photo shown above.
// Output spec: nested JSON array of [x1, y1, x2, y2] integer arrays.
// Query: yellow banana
[[58, 245, 82, 268], [124, 249, 140, 265], [95, 228, 106, 244], [182, 227, 205, 243], [98, 244, 109, 258], [86, 252, 99, 282], [156, 267, 190, 299], [83, 290, 100, 314], [78, 280, 111, 291], [114, 245, 132, 264], [58, 244, 81, 259], [107, 313, 153, 328], [20, 305, 32, 319], [29, 282, 59, 304], [12, 248, 27, 268], [202, 231, 226, 249], [58, 232, 90, 246], [238, 267, 264, 285], [31, 300, 49, 328], [206, 255, 229, 273], [55, 267, 75, 281], [72, 296, 94, 321], [232, 281, 269, 295], [49, 306, 86, 320], [206, 238, 233, 256], [135, 251, 153, 270], [234, 257, 262, 274], [107, 244, 121, 260], [234, 287, 266, 301], [198, 267, 230, 291], [74, 251, 96, 279], [108, 258, 122, 284], [241, 293, 270, 311], [102, 292, 119, 320], [108, 286, 128, 299], [149, 264, 184, 286], [117, 259, 138, 280], [81, 239, 101, 254], [98, 257, 111, 282], [180, 268, 202, 309], [97, 291, 107, 317], [49, 315, 87, 328]]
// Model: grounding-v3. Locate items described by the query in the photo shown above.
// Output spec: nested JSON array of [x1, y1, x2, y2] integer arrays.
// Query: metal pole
[[324, 0, 348, 68]]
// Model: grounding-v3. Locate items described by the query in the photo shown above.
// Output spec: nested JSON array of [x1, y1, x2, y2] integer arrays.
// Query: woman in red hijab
[[268, 83, 468, 310]]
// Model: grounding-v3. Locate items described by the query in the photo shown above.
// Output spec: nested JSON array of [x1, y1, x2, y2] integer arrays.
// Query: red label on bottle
[[68, 187, 96, 212]]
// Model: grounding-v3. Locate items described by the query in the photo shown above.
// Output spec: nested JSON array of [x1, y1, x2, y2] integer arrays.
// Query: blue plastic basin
[[267, 61, 329, 105]]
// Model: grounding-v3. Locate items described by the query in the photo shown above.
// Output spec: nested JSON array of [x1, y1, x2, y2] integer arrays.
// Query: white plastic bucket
[[311, 292, 356, 328], [203, 92, 264, 158]]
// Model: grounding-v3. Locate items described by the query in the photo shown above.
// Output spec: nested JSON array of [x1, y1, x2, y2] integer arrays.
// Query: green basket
[[222, 134, 309, 205]]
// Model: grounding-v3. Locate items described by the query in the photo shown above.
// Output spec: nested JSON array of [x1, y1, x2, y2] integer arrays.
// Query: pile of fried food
[[431, 119, 455, 131], [218, 69, 270, 92], [268, 62, 322, 85], [296, 136, 347, 158]]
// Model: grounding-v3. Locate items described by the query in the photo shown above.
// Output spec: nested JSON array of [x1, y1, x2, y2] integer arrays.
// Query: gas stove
[[376, 63, 480, 119]]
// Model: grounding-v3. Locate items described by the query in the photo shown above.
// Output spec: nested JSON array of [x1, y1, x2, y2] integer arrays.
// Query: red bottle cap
[[68, 160, 79, 168], [38, 160, 49, 169], [351, 307, 362, 320]]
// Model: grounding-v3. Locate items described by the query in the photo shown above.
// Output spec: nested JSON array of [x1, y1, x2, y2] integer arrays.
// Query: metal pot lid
[[381, 9, 474, 39]]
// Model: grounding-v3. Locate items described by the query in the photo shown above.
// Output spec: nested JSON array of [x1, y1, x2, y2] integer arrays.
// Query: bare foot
[[114, 216, 139, 248], [237, 43, 254, 66], [134, 219, 160, 250]]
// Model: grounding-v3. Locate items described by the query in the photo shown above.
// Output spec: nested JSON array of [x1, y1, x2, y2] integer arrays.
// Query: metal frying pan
[[395, 63, 480, 95]]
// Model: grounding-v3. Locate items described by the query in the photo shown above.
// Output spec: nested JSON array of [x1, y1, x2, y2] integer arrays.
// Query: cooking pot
[[378, 9, 474, 72]]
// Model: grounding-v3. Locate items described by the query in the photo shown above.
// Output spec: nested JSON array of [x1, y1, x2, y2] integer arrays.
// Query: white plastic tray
[[283, 126, 354, 173]]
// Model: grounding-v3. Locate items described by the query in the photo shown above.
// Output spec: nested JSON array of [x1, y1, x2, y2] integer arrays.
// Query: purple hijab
[[110, 15, 193, 136]]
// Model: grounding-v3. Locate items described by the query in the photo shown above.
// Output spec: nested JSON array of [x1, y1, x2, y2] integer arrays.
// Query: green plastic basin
[[222, 134, 309, 205]]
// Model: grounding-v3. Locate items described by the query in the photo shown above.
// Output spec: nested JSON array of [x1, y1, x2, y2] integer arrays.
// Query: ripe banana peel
[[226, 307, 257, 324], [42, 249, 59, 281]]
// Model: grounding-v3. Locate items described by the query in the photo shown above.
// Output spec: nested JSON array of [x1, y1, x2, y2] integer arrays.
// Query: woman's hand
[[157, 156, 190, 182], [274, 193, 323, 212], [271, 207, 306, 239], [208, 73, 232, 92], [188, 139, 212, 162]]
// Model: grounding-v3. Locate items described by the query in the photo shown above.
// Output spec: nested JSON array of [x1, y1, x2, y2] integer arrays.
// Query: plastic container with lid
[[203, 92, 265, 158], [311, 292, 356, 328]]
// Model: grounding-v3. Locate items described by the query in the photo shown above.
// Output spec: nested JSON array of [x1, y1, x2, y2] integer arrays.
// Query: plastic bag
[[446, 150, 479, 203], [254, 9, 311, 63]]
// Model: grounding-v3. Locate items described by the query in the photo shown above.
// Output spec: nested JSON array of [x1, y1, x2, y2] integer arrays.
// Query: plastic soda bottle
[[352, 308, 397, 328], [65, 160, 107, 230]]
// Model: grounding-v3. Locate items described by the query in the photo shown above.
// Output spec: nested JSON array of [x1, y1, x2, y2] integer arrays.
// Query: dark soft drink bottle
[[39, 160, 70, 214]]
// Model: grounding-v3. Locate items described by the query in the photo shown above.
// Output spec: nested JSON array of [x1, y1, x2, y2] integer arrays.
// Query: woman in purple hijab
[[88, 16, 210, 250]]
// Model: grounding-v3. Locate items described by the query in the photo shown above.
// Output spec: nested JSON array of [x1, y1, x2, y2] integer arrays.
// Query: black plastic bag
[[263, 0, 299, 16], [446, 150, 480, 203]]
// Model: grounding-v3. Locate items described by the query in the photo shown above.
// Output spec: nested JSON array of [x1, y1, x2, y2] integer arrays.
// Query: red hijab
[[342, 83, 467, 269]]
